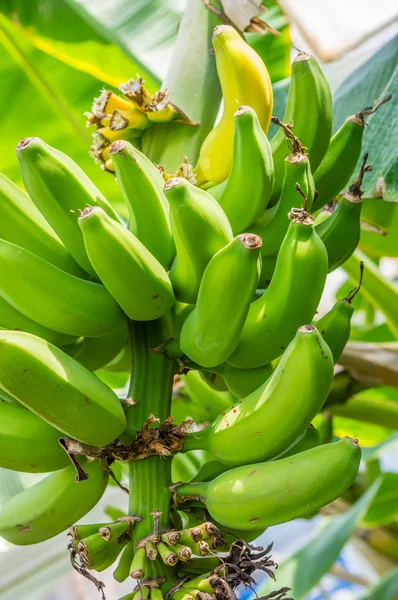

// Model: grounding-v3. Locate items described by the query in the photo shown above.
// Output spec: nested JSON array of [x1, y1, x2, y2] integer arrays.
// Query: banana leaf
[[358, 567, 398, 600]]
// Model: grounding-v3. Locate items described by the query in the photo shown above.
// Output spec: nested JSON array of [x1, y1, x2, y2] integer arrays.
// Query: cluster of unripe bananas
[[0, 23, 391, 600]]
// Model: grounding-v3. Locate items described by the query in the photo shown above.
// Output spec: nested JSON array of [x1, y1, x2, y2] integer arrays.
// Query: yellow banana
[[0, 330, 126, 446], [0, 459, 108, 545], [196, 25, 273, 184]]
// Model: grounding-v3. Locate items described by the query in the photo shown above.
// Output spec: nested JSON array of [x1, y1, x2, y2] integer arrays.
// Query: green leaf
[[360, 472, 398, 528], [257, 480, 383, 600], [328, 386, 398, 430], [358, 567, 398, 600]]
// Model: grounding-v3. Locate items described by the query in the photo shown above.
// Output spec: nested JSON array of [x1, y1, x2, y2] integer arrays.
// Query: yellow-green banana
[[63, 322, 129, 372], [183, 325, 334, 466], [0, 172, 84, 277], [270, 51, 332, 200], [0, 402, 70, 472], [196, 25, 273, 184], [164, 177, 232, 304], [0, 238, 124, 337], [0, 459, 108, 545], [180, 234, 262, 367], [228, 206, 328, 368], [312, 95, 391, 212], [0, 294, 75, 347], [0, 330, 126, 446], [315, 262, 363, 362], [251, 133, 315, 257], [16, 137, 120, 277], [208, 106, 274, 234], [78, 206, 175, 321], [177, 437, 360, 530], [109, 140, 175, 268], [316, 154, 371, 272]]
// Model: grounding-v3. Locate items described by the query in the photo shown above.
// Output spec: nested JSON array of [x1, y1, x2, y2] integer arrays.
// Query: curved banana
[[183, 325, 334, 466], [0, 294, 75, 347], [181, 370, 235, 423], [208, 106, 274, 234], [0, 402, 70, 472], [0, 459, 108, 545], [16, 137, 120, 276], [228, 203, 328, 368], [180, 234, 262, 367], [164, 177, 232, 304], [0, 330, 126, 446], [63, 322, 129, 372], [78, 206, 175, 321], [196, 25, 273, 184], [176, 437, 361, 530], [270, 424, 320, 460], [205, 362, 274, 399], [312, 95, 391, 212], [316, 154, 371, 272], [0, 238, 124, 337], [315, 262, 363, 362], [0, 172, 84, 277], [109, 140, 175, 269], [251, 129, 315, 256], [270, 51, 332, 200], [165, 302, 194, 359]]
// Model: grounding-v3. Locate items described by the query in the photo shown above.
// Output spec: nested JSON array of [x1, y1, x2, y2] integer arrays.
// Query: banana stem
[[126, 318, 178, 587]]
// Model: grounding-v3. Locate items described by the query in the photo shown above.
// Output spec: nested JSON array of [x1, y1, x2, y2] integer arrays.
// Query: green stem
[[126, 317, 177, 587]]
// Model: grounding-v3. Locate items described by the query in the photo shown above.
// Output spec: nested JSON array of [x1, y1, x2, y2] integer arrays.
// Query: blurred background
[[0, 1, 397, 599]]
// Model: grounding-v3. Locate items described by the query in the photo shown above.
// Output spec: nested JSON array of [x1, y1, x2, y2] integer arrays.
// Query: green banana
[[0, 238, 124, 337], [176, 438, 360, 530], [251, 129, 315, 256], [164, 177, 232, 304], [16, 137, 120, 277], [0, 172, 84, 277], [270, 424, 320, 460], [199, 370, 228, 392], [109, 140, 175, 268], [316, 154, 371, 272], [180, 234, 262, 367], [270, 51, 332, 200], [114, 539, 135, 582], [63, 322, 129, 372], [0, 330, 126, 446], [0, 402, 70, 472], [182, 370, 235, 423], [315, 262, 363, 362], [208, 106, 274, 234], [312, 95, 391, 212], [0, 294, 75, 347], [165, 302, 195, 359], [196, 25, 273, 184], [205, 362, 274, 399], [183, 325, 334, 466], [78, 206, 175, 321], [0, 459, 108, 545], [228, 201, 328, 368], [189, 460, 227, 484]]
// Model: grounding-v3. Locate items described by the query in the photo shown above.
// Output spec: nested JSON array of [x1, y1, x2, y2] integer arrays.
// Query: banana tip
[[347, 437, 360, 447], [16, 137, 37, 151], [235, 106, 253, 118], [109, 140, 129, 155], [164, 177, 183, 191], [78, 205, 101, 220], [212, 24, 230, 39], [238, 233, 262, 249], [298, 325, 315, 334]]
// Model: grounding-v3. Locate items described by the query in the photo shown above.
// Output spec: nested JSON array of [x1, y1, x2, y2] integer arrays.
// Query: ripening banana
[[315, 263, 363, 362], [0, 459, 108, 545], [109, 140, 175, 268], [0, 238, 124, 337], [204, 362, 274, 399], [0, 330, 127, 446], [270, 424, 320, 461], [0, 172, 84, 277], [316, 154, 371, 272], [251, 137, 315, 257], [164, 177, 232, 304], [270, 51, 332, 200], [78, 206, 175, 321], [196, 25, 273, 184], [312, 95, 391, 212], [183, 325, 334, 466], [0, 294, 75, 347], [176, 437, 361, 530], [180, 234, 262, 367], [16, 137, 121, 276], [208, 106, 274, 234], [0, 402, 70, 472], [63, 321, 129, 372], [228, 205, 328, 368]]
